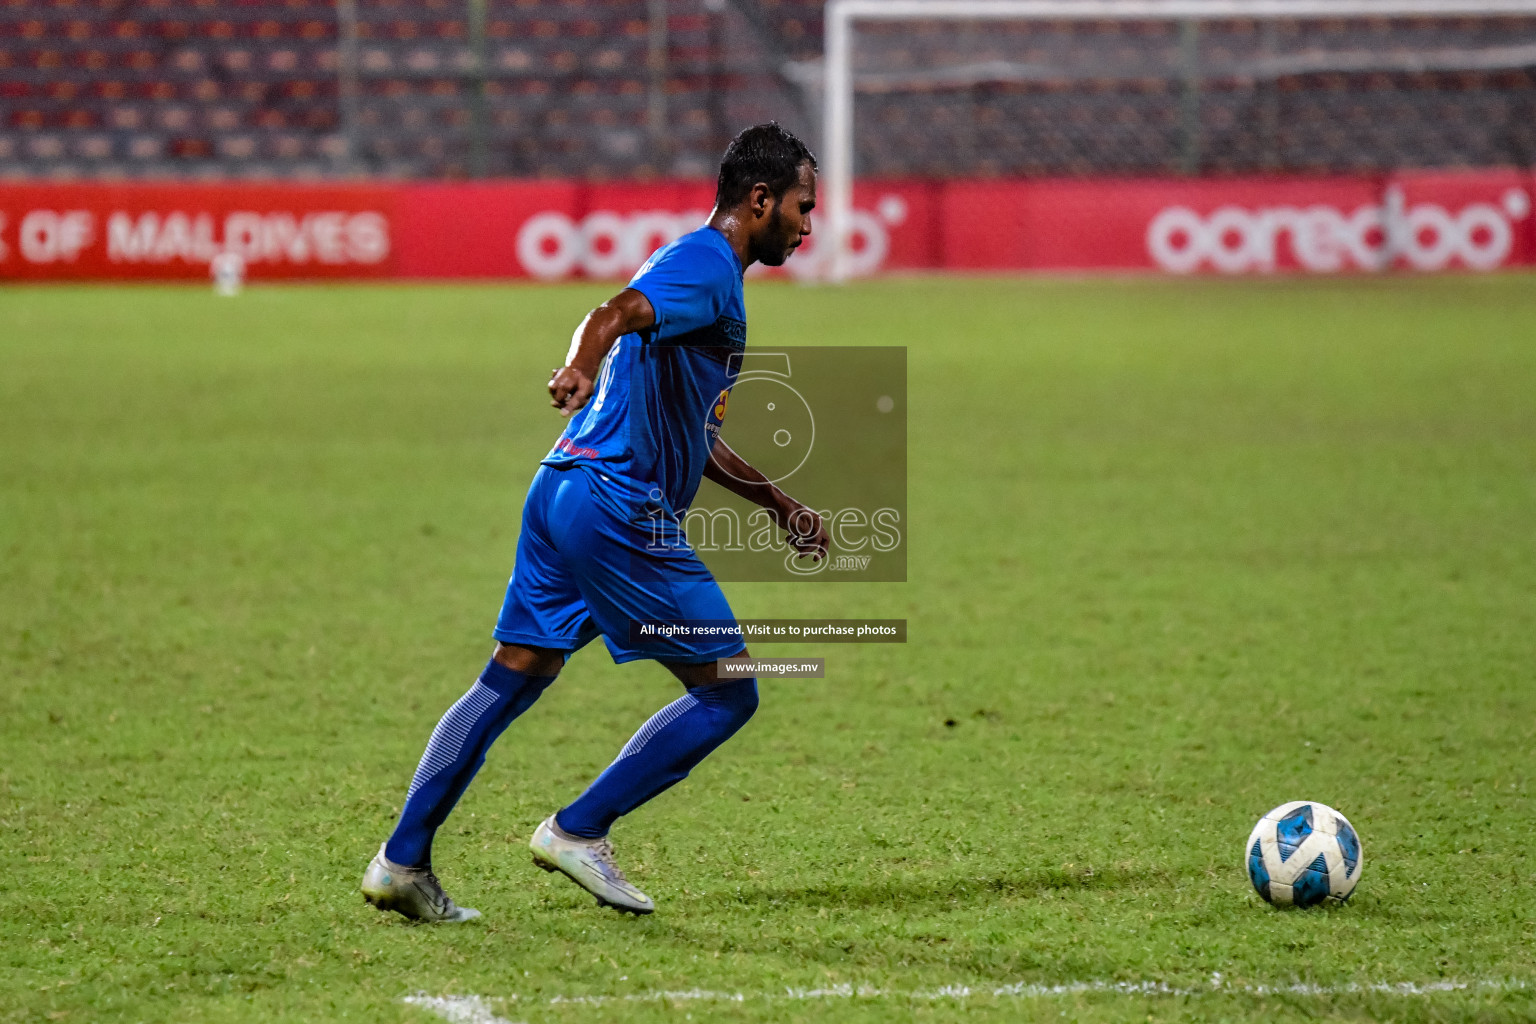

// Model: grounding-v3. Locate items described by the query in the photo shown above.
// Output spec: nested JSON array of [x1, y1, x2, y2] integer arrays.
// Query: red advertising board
[[0, 183, 398, 280], [2, 171, 1531, 281]]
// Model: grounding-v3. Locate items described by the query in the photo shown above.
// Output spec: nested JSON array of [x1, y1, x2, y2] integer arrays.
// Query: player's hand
[[778, 502, 829, 562], [548, 366, 594, 417]]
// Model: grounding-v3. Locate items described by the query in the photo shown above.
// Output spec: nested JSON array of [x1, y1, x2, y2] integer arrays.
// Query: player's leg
[[530, 658, 757, 915], [551, 653, 758, 842], [525, 469, 758, 912], [363, 466, 597, 922], [362, 642, 562, 923], [380, 642, 564, 869]]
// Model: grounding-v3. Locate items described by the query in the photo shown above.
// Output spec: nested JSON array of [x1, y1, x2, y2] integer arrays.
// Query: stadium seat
[[7, 2, 1536, 179]]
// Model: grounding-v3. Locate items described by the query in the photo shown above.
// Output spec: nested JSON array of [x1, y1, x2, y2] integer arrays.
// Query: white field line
[[406, 977, 1530, 1020], [404, 994, 525, 1024]]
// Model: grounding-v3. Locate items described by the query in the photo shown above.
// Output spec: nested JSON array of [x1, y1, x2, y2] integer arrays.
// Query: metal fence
[[4, 0, 1535, 181], [0, 0, 821, 180]]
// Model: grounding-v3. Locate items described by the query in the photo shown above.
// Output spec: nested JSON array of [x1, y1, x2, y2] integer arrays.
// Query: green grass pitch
[[2, 276, 1535, 1024]]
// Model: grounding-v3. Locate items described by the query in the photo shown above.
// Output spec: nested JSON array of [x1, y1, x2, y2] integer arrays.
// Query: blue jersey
[[542, 225, 745, 516]]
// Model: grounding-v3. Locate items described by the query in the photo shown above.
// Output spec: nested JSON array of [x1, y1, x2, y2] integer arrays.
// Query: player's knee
[[717, 677, 759, 728], [739, 687, 760, 727], [493, 642, 565, 678], [687, 674, 758, 729]]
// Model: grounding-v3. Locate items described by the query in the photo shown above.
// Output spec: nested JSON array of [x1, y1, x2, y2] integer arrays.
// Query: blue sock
[[556, 677, 759, 839], [385, 660, 555, 868]]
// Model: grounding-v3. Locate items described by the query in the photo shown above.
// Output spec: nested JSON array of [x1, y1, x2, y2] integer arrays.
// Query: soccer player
[[361, 123, 828, 922]]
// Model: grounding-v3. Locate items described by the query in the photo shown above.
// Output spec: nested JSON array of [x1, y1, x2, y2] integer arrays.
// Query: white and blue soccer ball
[[1246, 801, 1362, 908]]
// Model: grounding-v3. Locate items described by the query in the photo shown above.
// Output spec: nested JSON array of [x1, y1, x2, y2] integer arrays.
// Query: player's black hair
[[714, 122, 817, 210]]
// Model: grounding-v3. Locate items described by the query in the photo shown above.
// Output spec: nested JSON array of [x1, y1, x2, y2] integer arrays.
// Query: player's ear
[[749, 181, 773, 219]]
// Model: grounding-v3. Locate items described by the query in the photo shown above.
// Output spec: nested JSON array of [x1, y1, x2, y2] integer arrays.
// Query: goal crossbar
[[821, 0, 1536, 280]]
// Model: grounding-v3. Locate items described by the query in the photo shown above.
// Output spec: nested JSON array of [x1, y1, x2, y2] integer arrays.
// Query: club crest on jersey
[[705, 388, 730, 438]]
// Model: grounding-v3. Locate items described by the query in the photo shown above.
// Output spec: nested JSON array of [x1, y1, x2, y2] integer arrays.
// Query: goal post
[[821, 0, 1536, 280]]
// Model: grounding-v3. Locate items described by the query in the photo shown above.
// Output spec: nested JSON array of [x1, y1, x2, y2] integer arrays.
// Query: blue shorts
[[493, 464, 745, 664]]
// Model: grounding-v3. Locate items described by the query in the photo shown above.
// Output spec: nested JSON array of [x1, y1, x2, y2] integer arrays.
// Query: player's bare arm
[[704, 439, 829, 561], [547, 288, 656, 416]]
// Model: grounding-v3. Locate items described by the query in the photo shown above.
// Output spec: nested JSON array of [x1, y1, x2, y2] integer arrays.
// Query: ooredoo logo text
[[1147, 186, 1530, 274], [515, 197, 908, 281]]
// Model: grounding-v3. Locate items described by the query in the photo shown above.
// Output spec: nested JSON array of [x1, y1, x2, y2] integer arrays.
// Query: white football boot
[[529, 814, 655, 914], [360, 844, 482, 923]]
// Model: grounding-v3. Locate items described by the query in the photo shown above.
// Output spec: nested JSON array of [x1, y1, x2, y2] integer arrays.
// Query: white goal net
[[820, 0, 1536, 278]]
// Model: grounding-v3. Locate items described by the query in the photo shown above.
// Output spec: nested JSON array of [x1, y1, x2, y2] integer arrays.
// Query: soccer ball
[[1246, 801, 1362, 908]]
